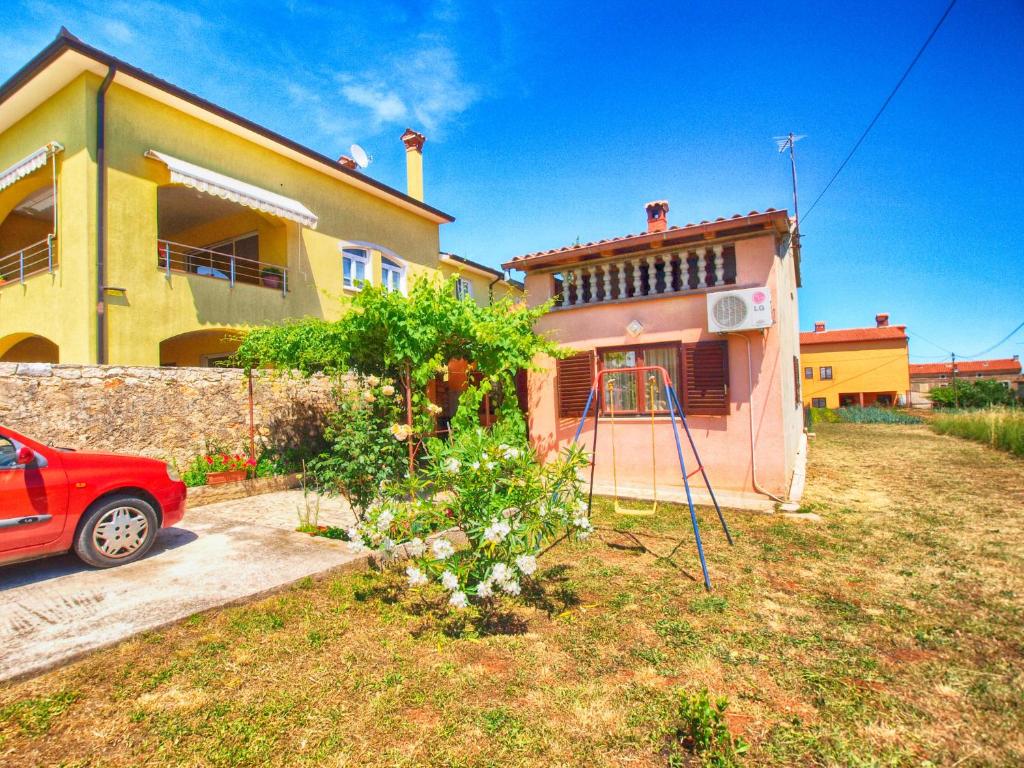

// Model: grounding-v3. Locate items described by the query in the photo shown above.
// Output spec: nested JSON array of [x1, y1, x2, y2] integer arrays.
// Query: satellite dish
[[350, 143, 372, 168]]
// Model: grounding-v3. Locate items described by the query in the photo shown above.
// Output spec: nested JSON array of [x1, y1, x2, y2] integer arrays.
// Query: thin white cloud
[[340, 82, 409, 126]]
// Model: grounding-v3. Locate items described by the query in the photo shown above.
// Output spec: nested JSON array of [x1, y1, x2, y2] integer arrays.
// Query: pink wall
[[523, 233, 800, 504]]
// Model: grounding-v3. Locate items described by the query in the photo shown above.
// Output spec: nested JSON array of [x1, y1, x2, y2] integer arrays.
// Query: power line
[[960, 319, 1024, 359], [907, 329, 954, 355], [802, 0, 958, 221]]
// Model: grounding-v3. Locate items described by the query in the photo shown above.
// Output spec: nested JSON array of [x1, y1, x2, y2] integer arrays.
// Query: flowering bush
[[308, 373, 409, 514], [204, 453, 256, 473], [346, 416, 591, 609]]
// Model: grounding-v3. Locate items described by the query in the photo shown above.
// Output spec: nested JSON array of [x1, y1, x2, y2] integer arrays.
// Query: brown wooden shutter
[[557, 351, 595, 418], [683, 341, 729, 415]]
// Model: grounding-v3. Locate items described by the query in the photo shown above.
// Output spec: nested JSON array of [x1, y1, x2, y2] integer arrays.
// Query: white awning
[[145, 150, 318, 229], [0, 142, 63, 193]]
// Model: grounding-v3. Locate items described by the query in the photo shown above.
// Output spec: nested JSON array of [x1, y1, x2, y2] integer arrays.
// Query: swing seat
[[614, 499, 658, 517]]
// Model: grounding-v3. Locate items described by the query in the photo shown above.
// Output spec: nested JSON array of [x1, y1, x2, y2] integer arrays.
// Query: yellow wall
[[1, 70, 445, 365], [159, 330, 242, 367], [0, 74, 94, 364], [801, 339, 910, 408]]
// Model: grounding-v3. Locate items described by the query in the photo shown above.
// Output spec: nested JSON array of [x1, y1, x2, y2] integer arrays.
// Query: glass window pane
[[603, 351, 637, 412], [343, 257, 352, 284], [643, 346, 679, 411], [235, 235, 259, 262]]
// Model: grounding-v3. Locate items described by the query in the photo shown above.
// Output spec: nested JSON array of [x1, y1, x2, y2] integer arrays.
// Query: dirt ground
[[1, 422, 1022, 767]]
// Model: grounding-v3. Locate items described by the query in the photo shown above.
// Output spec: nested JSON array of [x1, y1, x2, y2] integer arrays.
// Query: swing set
[[571, 365, 734, 590]]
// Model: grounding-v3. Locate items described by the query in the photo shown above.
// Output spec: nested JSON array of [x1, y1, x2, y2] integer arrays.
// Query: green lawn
[[2, 422, 1022, 767]]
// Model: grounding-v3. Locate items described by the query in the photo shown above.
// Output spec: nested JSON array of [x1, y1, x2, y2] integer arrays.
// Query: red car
[[0, 425, 186, 568]]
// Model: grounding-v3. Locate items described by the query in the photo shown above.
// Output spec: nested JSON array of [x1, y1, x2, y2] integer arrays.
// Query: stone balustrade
[[553, 243, 737, 308]]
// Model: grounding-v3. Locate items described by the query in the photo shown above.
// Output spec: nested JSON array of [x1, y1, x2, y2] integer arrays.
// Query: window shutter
[[557, 351, 595, 418], [684, 341, 729, 415]]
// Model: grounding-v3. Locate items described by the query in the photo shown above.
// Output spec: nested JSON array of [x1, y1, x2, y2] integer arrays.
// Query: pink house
[[503, 203, 805, 511]]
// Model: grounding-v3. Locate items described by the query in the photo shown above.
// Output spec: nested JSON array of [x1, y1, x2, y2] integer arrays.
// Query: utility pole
[[951, 352, 959, 408]]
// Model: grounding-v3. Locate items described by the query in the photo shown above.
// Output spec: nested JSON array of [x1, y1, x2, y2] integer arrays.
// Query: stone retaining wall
[[0, 363, 335, 467]]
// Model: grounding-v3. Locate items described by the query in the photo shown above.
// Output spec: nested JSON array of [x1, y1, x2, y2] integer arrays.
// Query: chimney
[[401, 128, 426, 201], [645, 200, 669, 233], [814, 321, 826, 332], [338, 155, 358, 170], [875, 313, 890, 327]]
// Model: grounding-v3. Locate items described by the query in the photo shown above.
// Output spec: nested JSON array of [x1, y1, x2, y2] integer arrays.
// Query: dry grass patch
[[1, 423, 1023, 767]]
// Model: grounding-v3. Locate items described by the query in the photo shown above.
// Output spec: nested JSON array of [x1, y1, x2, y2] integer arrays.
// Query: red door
[[0, 433, 69, 553]]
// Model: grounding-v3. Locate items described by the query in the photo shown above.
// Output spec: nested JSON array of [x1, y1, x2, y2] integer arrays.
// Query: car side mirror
[[16, 446, 35, 466]]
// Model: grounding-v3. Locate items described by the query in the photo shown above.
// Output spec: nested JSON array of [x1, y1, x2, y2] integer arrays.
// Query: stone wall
[[0, 363, 335, 467]]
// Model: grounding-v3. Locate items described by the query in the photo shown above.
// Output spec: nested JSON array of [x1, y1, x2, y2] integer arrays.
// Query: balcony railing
[[553, 243, 736, 308], [157, 239, 288, 295], [0, 236, 56, 288]]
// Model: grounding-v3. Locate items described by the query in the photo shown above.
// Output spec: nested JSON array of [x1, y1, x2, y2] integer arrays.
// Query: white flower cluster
[[483, 519, 512, 544], [431, 537, 455, 560]]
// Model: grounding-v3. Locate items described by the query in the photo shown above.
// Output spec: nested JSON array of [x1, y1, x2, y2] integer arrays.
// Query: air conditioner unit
[[707, 287, 774, 333]]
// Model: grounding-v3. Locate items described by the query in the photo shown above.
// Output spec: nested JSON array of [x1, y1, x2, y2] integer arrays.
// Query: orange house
[[504, 203, 805, 511]]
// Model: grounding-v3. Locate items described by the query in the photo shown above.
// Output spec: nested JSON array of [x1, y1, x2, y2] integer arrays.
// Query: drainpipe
[[96, 65, 116, 364], [488, 273, 503, 305], [726, 331, 790, 505]]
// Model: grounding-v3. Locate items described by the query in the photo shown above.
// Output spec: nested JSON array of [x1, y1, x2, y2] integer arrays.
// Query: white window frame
[[381, 255, 407, 295], [455, 277, 473, 300], [342, 246, 371, 291]]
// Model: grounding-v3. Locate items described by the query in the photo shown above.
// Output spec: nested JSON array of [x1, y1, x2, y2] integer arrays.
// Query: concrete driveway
[[0, 491, 361, 682]]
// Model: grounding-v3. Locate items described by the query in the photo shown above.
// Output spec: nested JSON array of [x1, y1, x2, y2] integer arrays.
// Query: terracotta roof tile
[[910, 358, 1021, 376], [800, 326, 908, 345]]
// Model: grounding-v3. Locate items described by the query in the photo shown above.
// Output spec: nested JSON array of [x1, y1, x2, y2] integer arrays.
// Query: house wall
[[523, 232, 799, 508], [801, 339, 910, 408], [1, 71, 444, 365], [0, 74, 95, 364]]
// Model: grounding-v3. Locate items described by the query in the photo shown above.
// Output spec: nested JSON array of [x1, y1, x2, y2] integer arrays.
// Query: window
[[381, 256, 405, 294], [596, 341, 728, 416], [0, 435, 18, 469], [819, 366, 833, 380], [188, 233, 259, 281], [455, 277, 473, 300], [811, 398, 826, 408], [804, 367, 813, 379], [342, 247, 370, 289]]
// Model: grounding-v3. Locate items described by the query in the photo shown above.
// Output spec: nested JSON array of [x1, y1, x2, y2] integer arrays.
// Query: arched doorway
[[0, 333, 59, 363], [159, 329, 242, 367]]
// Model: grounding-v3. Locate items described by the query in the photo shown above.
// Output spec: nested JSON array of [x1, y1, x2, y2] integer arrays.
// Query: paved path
[[0, 490, 359, 682]]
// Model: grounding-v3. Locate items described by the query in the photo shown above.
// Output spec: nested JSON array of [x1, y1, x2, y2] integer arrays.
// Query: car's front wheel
[[74, 495, 159, 568]]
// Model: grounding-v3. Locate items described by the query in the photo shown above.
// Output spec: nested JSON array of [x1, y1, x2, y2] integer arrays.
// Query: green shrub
[[667, 688, 748, 767], [809, 407, 839, 425], [928, 379, 1019, 409], [836, 406, 922, 424], [931, 408, 1024, 457]]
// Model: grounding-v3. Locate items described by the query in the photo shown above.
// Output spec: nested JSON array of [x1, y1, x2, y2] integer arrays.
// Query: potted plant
[[204, 453, 256, 485], [260, 266, 284, 289]]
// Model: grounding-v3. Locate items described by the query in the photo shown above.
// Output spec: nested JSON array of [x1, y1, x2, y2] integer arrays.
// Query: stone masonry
[[0, 363, 335, 467]]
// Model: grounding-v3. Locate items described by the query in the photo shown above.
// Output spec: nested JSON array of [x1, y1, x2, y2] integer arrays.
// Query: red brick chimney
[[645, 200, 669, 233], [875, 313, 890, 328], [338, 155, 358, 170], [814, 321, 826, 332]]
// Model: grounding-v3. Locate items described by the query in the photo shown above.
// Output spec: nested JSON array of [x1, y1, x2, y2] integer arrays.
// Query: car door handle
[[0, 514, 53, 529]]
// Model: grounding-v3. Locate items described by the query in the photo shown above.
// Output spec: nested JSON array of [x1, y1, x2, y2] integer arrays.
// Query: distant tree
[[928, 379, 1019, 409]]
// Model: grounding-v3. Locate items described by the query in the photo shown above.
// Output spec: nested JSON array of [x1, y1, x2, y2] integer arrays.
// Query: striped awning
[[145, 150, 318, 229], [0, 142, 63, 193]]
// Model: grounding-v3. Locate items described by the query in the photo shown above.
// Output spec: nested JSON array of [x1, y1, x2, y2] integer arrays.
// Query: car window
[[0, 436, 17, 469]]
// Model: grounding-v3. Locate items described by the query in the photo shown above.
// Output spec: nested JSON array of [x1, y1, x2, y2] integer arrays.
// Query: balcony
[[157, 239, 288, 295], [552, 243, 736, 308], [0, 236, 56, 289]]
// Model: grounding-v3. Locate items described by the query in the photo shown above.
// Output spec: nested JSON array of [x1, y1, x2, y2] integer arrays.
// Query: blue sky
[[3, 0, 1023, 361]]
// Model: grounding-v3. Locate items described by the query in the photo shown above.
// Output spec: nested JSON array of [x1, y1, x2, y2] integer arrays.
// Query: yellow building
[[438, 252, 523, 306], [800, 314, 910, 408], [0, 29, 454, 366]]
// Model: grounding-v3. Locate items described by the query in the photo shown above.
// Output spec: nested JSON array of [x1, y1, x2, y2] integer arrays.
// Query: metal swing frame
[[571, 365, 734, 590]]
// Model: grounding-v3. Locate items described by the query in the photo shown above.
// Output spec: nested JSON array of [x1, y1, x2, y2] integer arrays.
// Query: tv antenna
[[350, 143, 373, 169], [774, 133, 805, 245]]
